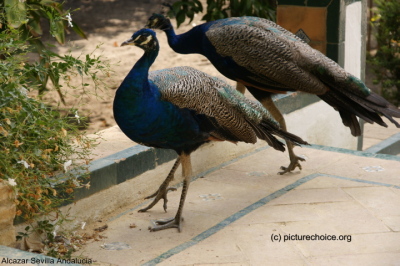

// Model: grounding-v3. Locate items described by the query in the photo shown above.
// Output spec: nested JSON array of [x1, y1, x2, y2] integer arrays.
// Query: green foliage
[[1, 0, 88, 102], [166, 0, 276, 27], [368, 0, 400, 105], [0, 0, 111, 259], [0, 29, 93, 222], [0, 10, 109, 258], [168, 0, 203, 27], [25, 42, 110, 105], [1, 0, 86, 44]]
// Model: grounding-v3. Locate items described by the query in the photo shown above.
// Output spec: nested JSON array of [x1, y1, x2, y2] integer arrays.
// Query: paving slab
[[343, 187, 400, 217], [307, 252, 400, 266], [362, 117, 400, 150], [74, 145, 400, 266]]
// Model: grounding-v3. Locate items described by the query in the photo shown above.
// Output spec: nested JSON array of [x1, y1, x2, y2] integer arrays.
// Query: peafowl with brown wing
[[114, 29, 307, 232], [145, 14, 400, 174]]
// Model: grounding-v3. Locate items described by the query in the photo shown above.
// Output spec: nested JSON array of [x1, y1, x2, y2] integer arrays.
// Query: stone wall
[[0, 180, 16, 246]]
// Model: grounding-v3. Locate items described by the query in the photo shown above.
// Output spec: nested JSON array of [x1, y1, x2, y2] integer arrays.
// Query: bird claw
[[138, 187, 177, 213], [278, 155, 306, 175], [148, 216, 184, 232]]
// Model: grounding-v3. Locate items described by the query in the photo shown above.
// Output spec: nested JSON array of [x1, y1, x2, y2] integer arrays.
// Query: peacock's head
[[145, 13, 172, 31], [121, 29, 158, 51]]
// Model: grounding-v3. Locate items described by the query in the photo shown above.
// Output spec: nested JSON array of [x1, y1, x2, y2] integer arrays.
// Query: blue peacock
[[145, 14, 400, 174], [114, 28, 308, 232]]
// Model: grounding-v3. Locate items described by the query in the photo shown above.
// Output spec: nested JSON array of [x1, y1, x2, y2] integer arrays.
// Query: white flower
[[66, 13, 73, 27], [75, 111, 80, 124], [53, 225, 59, 237], [7, 178, 17, 187], [18, 86, 28, 96], [17, 160, 30, 169], [64, 160, 72, 172], [72, 178, 80, 187]]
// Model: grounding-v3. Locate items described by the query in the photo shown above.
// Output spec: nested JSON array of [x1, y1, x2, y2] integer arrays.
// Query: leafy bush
[[0, 28, 93, 221], [1, 0, 89, 103], [369, 0, 400, 105], [165, 0, 276, 27], [1, 1, 111, 258]]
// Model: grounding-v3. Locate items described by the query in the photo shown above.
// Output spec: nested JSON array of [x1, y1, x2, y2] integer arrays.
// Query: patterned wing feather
[[149, 66, 258, 144], [149, 66, 308, 150], [205, 17, 374, 98]]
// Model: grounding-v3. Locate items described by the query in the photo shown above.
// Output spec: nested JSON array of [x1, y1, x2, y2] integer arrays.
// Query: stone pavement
[[79, 144, 400, 266], [362, 118, 400, 153]]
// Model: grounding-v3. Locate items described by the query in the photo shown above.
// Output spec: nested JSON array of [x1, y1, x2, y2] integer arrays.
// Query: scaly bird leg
[[149, 153, 192, 232], [236, 82, 246, 94], [262, 96, 305, 175], [279, 137, 305, 174], [138, 157, 180, 213], [246, 87, 305, 175]]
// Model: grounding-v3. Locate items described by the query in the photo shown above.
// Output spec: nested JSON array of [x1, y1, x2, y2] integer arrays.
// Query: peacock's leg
[[138, 157, 181, 213], [279, 137, 305, 174], [149, 153, 192, 232], [247, 88, 305, 175], [236, 82, 246, 94], [262, 96, 305, 175]]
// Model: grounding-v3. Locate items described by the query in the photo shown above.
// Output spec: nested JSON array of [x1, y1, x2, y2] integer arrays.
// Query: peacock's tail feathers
[[319, 88, 400, 136]]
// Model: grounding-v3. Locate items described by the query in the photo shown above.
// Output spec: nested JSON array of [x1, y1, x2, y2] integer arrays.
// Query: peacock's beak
[[121, 37, 136, 47]]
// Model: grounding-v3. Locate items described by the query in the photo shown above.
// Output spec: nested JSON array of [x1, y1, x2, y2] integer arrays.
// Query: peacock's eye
[[139, 35, 148, 42], [139, 34, 154, 46]]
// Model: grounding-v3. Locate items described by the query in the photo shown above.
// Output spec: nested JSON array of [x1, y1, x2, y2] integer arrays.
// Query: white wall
[[285, 101, 358, 149], [345, 1, 363, 78]]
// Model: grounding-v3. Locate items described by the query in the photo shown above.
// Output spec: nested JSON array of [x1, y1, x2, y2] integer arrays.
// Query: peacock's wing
[[205, 17, 371, 97], [207, 18, 400, 133], [149, 66, 280, 144]]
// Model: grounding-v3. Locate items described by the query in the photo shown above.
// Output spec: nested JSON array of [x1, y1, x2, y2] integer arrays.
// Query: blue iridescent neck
[[164, 25, 207, 54], [120, 47, 159, 95], [134, 47, 158, 76]]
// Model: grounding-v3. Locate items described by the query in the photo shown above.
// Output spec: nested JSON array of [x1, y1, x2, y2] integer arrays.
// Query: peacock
[[145, 14, 400, 174], [114, 28, 308, 232]]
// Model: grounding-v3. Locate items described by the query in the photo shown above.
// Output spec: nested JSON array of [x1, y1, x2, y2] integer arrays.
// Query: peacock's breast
[[114, 97, 208, 150]]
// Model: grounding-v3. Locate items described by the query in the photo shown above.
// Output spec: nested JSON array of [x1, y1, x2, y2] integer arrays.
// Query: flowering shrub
[[369, 0, 400, 105], [1, 1, 111, 258], [1, 0, 89, 103], [0, 29, 93, 221]]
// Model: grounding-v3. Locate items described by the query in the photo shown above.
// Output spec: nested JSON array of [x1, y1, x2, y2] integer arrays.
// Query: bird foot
[[148, 217, 184, 232], [138, 187, 177, 213], [278, 155, 306, 175]]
